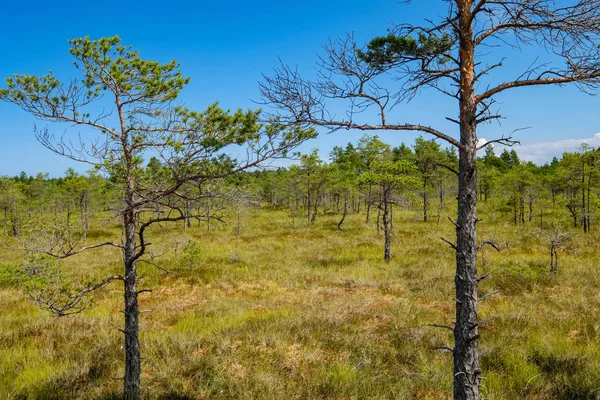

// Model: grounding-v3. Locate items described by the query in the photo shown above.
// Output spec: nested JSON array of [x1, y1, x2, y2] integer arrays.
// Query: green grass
[[1, 206, 599, 399]]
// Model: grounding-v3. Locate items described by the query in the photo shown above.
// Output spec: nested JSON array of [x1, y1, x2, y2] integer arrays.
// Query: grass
[[1, 204, 599, 399]]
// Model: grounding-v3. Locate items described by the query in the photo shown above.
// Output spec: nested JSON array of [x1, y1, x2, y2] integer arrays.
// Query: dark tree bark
[[11, 202, 20, 237], [528, 194, 534, 223], [390, 200, 394, 231], [453, 9, 481, 396], [123, 186, 140, 398], [567, 201, 579, 227], [183, 199, 191, 233], [206, 203, 212, 233], [582, 160, 587, 232], [587, 170, 592, 231], [381, 188, 392, 262], [307, 173, 312, 224], [337, 193, 348, 231], [311, 198, 319, 225], [366, 184, 372, 224]]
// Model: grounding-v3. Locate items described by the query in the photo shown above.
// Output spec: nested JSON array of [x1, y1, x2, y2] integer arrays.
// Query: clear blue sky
[[1, 0, 598, 177]]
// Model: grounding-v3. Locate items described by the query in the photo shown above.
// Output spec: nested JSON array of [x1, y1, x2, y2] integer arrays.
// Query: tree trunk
[[206, 203, 211, 233], [382, 189, 391, 262], [11, 202, 19, 237], [423, 179, 428, 222], [366, 184, 372, 224], [310, 197, 318, 225], [66, 206, 72, 234], [582, 162, 587, 233], [454, 130, 481, 400], [390, 200, 394, 231], [337, 194, 348, 231], [586, 170, 592, 232], [567, 201, 578, 227], [123, 187, 141, 399], [307, 173, 312, 224], [184, 200, 191, 233], [454, 3, 481, 398]]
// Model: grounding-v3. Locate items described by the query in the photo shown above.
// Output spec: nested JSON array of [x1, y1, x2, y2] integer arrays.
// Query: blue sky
[[1, 0, 599, 177]]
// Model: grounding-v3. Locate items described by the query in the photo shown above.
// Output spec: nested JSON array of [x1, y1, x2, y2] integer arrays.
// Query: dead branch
[[441, 236, 458, 250]]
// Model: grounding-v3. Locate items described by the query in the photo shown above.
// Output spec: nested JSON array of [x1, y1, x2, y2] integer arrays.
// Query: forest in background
[[1, 134, 597, 250]]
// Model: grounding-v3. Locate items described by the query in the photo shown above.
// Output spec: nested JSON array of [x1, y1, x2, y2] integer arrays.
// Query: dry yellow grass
[[1, 205, 599, 399]]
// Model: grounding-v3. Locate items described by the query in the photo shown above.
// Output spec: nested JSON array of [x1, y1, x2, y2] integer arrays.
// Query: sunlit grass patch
[[1, 205, 599, 398]]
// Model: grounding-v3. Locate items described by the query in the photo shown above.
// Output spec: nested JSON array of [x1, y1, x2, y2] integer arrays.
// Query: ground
[[1, 204, 599, 399]]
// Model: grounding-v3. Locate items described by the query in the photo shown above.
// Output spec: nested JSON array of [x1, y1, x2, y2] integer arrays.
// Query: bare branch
[[477, 240, 506, 251], [437, 345, 455, 353], [260, 34, 462, 149], [137, 259, 176, 275], [436, 162, 459, 176], [25, 267, 124, 317], [478, 290, 500, 303], [441, 236, 458, 250], [429, 323, 455, 332]]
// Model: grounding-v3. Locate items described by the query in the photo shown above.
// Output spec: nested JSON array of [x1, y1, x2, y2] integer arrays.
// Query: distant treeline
[[2, 135, 598, 237]]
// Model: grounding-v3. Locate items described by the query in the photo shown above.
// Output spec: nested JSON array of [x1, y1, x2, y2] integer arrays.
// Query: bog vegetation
[[2, 0, 600, 398], [1, 136, 600, 399]]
